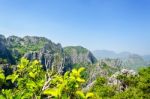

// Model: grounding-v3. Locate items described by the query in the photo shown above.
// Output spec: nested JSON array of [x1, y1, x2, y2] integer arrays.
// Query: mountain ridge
[[0, 34, 96, 73]]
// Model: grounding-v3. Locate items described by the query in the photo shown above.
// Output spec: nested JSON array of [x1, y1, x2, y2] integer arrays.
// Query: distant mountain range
[[92, 50, 150, 69], [93, 50, 135, 59], [93, 50, 150, 60]]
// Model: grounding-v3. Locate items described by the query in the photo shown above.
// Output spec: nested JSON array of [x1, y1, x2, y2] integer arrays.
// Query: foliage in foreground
[[0, 58, 94, 99], [0, 58, 150, 99]]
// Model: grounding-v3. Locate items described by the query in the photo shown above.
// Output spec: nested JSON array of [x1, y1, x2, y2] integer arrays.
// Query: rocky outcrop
[[24, 43, 64, 73], [0, 35, 15, 64], [108, 69, 137, 91], [64, 46, 96, 64], [63, 46, 97, 71], [84, 68, 137, 92]]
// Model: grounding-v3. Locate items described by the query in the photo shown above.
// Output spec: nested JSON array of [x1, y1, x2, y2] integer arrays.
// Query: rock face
[[63, 46, 97, 71], [24, 43, 64, 73], [0, 35, 15, 64], [64, 46, 96, 64]]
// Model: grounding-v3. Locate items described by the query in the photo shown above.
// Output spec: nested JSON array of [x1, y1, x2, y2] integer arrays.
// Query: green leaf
[[76, 91, 86, 99], [86, 92, 94, 98], [2, 89, 13, 99], [21, 58, 29, 67], [6, 74, 19, 83], [17, 64, 25, 70], [76, 77, 85, 83], [0, 73, 5, 80], [43, 88, 59, 97], [72, 69, 78, 76], [64, 71, 69, 79], [78, 67, 85, 74], [37, 79, 45, 87], [26, 80, 37, 88], [29, 72, 36, 78], [33, 60, 39, 65], [0, 95, 5, 99], [0, 69, 4, 73], [21, 93, 33, 99]]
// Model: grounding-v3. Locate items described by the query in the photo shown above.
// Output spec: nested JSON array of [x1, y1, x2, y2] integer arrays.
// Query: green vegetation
[[100, 62, 120, 76], [7, 38, 49, 62], [90, 66, 150, 99], [0, 58, 150, 98], [90, 77, 116, 98], [0, 58, 7, 64], [43, 67, 94, 99], [9, 41, 47, 55], [0, 58, 94, 99], [64, 46, 88, 55]]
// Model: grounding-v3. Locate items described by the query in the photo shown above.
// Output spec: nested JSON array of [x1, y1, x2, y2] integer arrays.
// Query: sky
[[0, 0, 150, 55]]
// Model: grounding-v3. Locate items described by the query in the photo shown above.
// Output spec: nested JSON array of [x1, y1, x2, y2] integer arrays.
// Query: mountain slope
[[0, 35, 65, 72], [64, 46, 96, 64], [63, 46, 97, 71], [0, 34, 96, 73]]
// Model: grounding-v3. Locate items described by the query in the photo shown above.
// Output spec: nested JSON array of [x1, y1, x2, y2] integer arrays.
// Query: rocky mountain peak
[[0, 34, 97, 73], [64, 46, 97, 64]]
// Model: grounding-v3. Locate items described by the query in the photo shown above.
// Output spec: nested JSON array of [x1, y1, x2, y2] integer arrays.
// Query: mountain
[[0, 34, 96, 73], [63, 46, 97, 71], [92, 50, 132, 59], [123, 54, 146, 69], [93, 50, 147, 70], [64, 46, 96, 64], [0, 35, 64, 73]]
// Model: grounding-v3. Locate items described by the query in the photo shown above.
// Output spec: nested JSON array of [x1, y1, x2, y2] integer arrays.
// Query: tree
[[0, 58, 94, 99]]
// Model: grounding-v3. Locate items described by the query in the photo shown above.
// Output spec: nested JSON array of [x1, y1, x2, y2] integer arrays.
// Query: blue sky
[[0, 0, 150, 55]]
